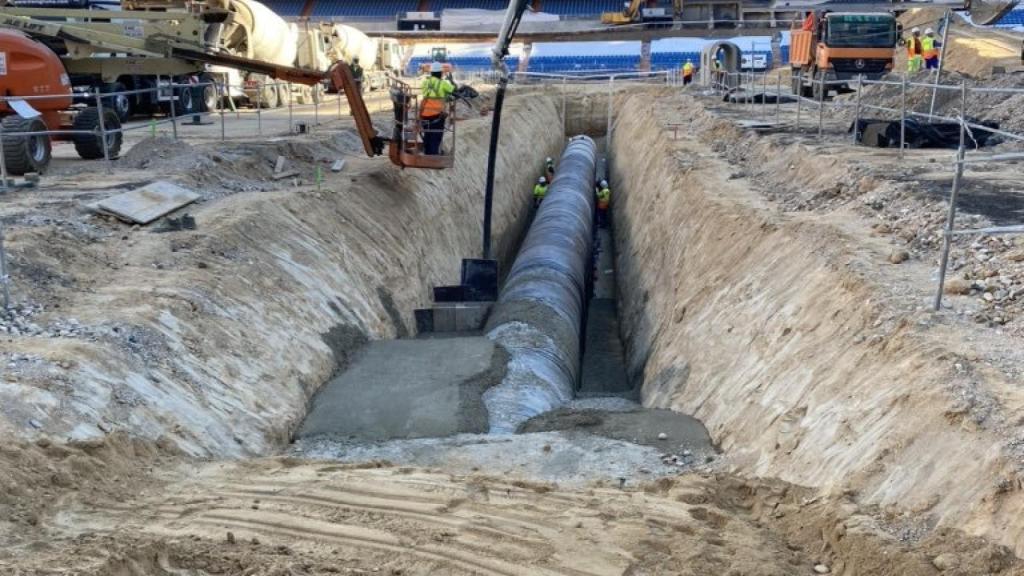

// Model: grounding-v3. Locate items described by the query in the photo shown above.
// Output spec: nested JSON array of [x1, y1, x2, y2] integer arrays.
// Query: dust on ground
[[1, 445, 1019, 576]]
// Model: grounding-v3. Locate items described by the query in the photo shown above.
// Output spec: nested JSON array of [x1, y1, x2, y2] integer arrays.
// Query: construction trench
[[4, 80, 1024, 574]]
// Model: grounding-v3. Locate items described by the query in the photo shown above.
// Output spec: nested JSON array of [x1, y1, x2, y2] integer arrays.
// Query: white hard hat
[[539, 176, 546, 184], [430, 61, 443, 73], [600, 180, 608, 187], [545, 157, 552, 162], [925, 27, 934, 34], [911, 26, 920, 33]]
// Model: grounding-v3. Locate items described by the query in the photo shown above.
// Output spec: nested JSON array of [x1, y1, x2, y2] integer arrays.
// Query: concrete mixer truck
[[325, 24, 405, 92]]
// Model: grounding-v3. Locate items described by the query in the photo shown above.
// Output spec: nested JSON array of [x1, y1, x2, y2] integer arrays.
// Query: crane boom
[[0, 7, 385, 158]]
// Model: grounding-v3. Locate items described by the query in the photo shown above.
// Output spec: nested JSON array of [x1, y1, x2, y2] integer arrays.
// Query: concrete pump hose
[[483, 135, 597, 433]]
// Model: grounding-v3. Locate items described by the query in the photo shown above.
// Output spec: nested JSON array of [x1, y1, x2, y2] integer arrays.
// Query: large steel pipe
[[484, 135, 597, 433]]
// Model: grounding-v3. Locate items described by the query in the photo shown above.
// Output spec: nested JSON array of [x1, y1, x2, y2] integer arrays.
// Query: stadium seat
[[311, 0, 418, 19], [541, 0, 623, 16], [263, 0, 304, 16], [996, 8, 1024, 26]]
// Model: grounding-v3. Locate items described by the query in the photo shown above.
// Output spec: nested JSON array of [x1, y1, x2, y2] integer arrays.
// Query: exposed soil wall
[[609, 91, 1024, 552], [0, 94, 564, 457]]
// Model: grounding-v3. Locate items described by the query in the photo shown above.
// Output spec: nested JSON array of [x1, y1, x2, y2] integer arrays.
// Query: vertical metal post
[[0, 116, 9, 193], [256, 81, 263, 136], [899, 72, 907, 158], [289, 84, 295, 131], [796, 70, 802, 130], [219, 81, 226, 141], [775, 72, 781, 118], [934, 82, 968, 311], [0, 224, 10, 309], [94, 92, 112, 173], [817, 70, 824, 138], [853, 75, 863, 145], [762, 71, 768, 122], [929, 10, 952, 118], [314, 89, 320, 127], [168, 82, 178, 140]]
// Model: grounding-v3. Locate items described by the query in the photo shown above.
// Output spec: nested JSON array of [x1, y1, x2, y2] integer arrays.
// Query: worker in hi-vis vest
[[682, 60, 695, 85], [596, 179, 611, 228], [420, 61, 455, 155], [906, 27, 924, 73], [545, 156, 555, 179], [533, 176, 548, 206], [923, 28, 940, 70]]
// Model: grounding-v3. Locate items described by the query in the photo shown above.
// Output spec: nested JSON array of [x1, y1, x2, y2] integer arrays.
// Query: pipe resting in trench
[[483, 135, 597, 433]]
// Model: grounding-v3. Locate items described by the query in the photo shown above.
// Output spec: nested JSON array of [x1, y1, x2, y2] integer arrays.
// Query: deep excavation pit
[[292, 132, 716, 484]]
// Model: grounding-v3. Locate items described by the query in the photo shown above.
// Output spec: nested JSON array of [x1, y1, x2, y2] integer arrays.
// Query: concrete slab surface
[[96, 180, 199, 224], [296, 336, 506, 441]]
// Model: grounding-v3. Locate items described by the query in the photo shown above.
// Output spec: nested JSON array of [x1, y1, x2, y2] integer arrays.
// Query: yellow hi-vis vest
[[596, 187, 610, 209], [533, 184, 548, 200], [421, 76, 454, 118], [922, 36, 937, 59], [682, 62, 694, 77]]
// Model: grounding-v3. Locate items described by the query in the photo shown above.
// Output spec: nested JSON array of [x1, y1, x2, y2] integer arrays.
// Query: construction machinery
[[601, 0, 673, 26], [418, 46, 454, 75], [790, 11, 898, 99], [0, 2, 447, 173]]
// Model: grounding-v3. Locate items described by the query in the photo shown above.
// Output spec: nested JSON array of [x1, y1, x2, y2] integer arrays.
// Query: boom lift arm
[[0, 7, 385, 159], [480, 0, 531, 259]]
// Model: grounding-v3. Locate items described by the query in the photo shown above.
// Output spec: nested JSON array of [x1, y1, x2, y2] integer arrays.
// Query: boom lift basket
[[388, 79, 455, 170]]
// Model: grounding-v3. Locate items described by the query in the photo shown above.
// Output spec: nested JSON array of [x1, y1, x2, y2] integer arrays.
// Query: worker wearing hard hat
[[906, 27, 924, 73], [682, 59, 695, 86], [421, 61, 455, 155], [545, 156, 555, 179], [923, 28, 940, 70], [351, 57, 364, 93], [596, 179, 611, 228], [533, 176, 548, 206]]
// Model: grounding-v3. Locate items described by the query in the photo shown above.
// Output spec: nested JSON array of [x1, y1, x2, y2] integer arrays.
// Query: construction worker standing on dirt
[[351, 57, 365, 93], [923, 28, 940, 70], [596, 180, 611, 228], [682, 60, 695, 85], [533, 176, 548, 206], [906, 27, 924, 73], [421, 62, 455, 155]]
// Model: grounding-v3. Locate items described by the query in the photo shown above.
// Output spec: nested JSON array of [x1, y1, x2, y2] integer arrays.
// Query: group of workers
[[532, 157, 612, 228], [906, 27, 941, 72], [681, 57, 724, 87]]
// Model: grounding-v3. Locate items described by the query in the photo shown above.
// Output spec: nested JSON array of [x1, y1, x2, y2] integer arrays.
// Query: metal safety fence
[[705, 67, 1024, 312]]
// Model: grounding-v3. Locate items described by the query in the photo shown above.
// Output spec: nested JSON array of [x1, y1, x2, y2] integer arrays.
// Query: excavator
[[0, 1, 455, 174]]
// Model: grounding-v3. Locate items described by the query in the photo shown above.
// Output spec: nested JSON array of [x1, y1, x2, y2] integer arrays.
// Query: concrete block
[[432, 306, 456, 332], [454, 302, 491, 331]]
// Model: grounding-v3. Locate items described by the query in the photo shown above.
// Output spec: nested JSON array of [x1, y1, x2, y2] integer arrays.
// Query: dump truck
[[790, 11, 898, 99]]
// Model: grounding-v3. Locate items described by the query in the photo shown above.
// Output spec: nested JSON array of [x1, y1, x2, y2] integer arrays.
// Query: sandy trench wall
[[0, 95, 564, 457], [608, 94, 1024, 550]]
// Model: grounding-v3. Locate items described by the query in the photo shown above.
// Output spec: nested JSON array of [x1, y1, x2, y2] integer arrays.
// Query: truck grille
[[832, 58, 890, 76]]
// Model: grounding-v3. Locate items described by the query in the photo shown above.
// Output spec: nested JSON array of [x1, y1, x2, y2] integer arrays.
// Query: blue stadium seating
[[263, 0, 304, 16], [649, 51, 701, 71], [996, 8, 1024, 26], [311, 0, 418, 18], [528, 54, 639, 73], [540, 0, 623, 16], [407, 56, 521, 74], [434, 0, 507, 8]]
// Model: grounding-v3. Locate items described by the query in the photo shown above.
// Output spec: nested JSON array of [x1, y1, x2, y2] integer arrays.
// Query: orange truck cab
[[790, 12, 897, 100]]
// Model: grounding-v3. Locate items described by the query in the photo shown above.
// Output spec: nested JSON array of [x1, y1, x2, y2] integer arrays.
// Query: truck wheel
[[203, 84, 218, 112], [276, 84, 289, 108], [258, 84, 278, 109], [104, 82, 132, 123], [1, 116, 51, 175], [174, 85, 197, 116], [72, 107, 123, 160]]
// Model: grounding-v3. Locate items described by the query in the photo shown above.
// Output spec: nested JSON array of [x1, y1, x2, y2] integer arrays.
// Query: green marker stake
[[316, 165, 323, 190], [150, 119, 156, 137]]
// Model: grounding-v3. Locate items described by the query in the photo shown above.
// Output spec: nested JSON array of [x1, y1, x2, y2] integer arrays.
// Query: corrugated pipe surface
[[483, 135, 597, 433]]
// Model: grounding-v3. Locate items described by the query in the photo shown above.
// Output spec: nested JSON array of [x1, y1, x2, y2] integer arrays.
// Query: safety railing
[[707, 67, 1024, 314]]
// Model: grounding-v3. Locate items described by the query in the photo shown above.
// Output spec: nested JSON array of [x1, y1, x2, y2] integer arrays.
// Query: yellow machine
[[602, 0, 644, 24]]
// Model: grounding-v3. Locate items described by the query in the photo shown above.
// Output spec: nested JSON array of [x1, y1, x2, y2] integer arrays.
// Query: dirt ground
[[2, 434, 1019, 576], [6, 40, 1024, 572]]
